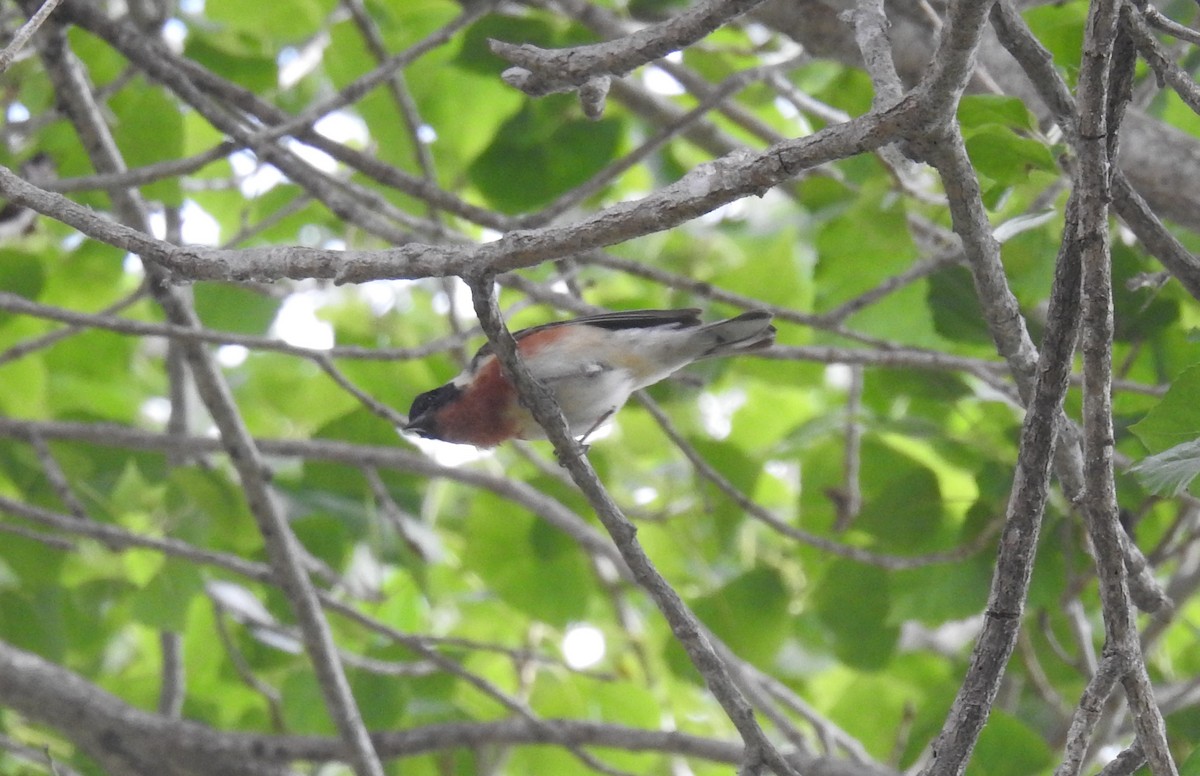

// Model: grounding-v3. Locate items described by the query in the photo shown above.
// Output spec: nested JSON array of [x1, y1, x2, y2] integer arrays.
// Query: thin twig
[[0, 0, 64, 73], [636, 393, 1001, 569]]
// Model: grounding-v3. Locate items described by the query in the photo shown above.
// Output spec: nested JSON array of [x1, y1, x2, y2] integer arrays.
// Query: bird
[[404, 308, 775, 447]]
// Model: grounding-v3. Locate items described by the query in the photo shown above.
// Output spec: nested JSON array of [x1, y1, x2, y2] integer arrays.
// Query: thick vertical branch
[[919, 165, 1084, 775], [1074, 0, 1176, 770], [987, 0, 1170, 615]]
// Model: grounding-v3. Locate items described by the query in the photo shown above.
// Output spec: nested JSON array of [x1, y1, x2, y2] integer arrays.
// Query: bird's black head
[[404, 383, 461, 439]]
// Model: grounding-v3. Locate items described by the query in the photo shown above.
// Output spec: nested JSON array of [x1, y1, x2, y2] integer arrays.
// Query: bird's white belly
[[555, 367, 635, 429], [515, 363, 636, 440], [510, 327, 687, 440]]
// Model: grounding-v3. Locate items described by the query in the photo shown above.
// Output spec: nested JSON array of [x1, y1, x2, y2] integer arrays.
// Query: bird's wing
[[468, 309, 702, 371], [542, 309, 703, 331]]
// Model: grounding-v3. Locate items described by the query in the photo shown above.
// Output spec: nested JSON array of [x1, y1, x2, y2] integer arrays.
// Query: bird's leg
[[577, 409, 615, 447], [556, 409, 614, 465]]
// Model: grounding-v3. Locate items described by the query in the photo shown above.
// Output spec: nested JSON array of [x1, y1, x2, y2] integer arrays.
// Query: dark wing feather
[[469, 309, 702, 370], [550, 309, 703, 331]]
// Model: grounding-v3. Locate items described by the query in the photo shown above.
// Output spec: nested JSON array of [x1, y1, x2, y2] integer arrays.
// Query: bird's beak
[[403, 414, 435, 438]]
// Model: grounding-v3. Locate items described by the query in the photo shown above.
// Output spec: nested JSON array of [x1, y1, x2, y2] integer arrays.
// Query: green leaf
[[958, 95, 1037, 133], [184, 31, 279, 94], [1180, 743, 1200, 776], [312, 406, 408, 448], [814, 187, 918, 310], [67, 27, 126, 86], [469, 98, 624, 214], [963, 126, 1056, 186], [1112, 241, 1180, 342], [370, 0, 464, 50], [243, 185, 332, 246], [235, 354, 358, 436], [205, 0, 334, 41], [1024, 3, 1088, 81], [291, 512, 353, 569], [129, 561, 203, 630], [853, 437, 950, 552], [968, 710, 1053, 776], [111, 88, 185, 206], [166, 465, 259, 556], [0, 531, 65, 589], [1001, 226, 1061, 306], [455, 15, 559, 75], [818, 671, 915, 758], [42, 240, 129, 310], [710, 227, 815, 310], [862, 367, 972, 409], [812, 68, 874, 117], [688, 436, 766, 542], [281, 671, 335, 733], [350, 666, 408, 728], [1127, 330, 1200, 494], [0, 250, 47, 317], [531, 673, 657, 727], [927, 265, 994, 345], [1131, 364, 1200, 453], [0, 350, 47, 416], [629, 0, 693, 18], [890, 556, 993, 626], [691, 566, 789, 668], [462, 495, 592, 625], [193, 283, 281, 334], [813, 561, 899, 669], [45, 329, 140, 421], [0, 590, 65, 658], [528, 676, 665, 771]]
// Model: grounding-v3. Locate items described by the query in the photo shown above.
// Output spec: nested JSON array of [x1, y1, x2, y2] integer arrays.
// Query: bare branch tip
[[579, 75, 611, 120], [500, 66, 535, 90]]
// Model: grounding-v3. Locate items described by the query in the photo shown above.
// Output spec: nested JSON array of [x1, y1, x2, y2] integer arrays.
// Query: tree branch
[[25, 12, 386, 773], [465, 274, 799, 776], [920, 129, 1084, 776], [490, 0, 768, 98], [0, 0, 64, 73], [1075, 0, 1176, 768]]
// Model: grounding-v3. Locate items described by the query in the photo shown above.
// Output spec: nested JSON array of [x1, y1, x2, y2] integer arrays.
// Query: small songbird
[[404, 308, 775, 447]]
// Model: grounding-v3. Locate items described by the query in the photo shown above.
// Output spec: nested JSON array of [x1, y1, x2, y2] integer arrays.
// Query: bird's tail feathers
[[694, 311, 775, 358]]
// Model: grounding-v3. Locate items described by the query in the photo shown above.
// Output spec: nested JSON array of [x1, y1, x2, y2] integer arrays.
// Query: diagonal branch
[[0, 0, 63, 72], [23, 9, 387, 776], [0, 98, 902, 284], [464, 273, 799, 776]]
